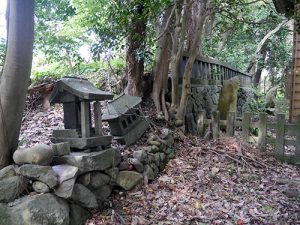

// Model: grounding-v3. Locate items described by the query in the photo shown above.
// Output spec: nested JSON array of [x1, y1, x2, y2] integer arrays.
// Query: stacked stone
[[0, 130, 175, 225]]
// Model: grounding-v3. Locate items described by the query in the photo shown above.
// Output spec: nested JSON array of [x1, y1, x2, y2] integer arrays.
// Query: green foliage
[[0, 38, 6, 66], [243, 88, 267, 114], [203, 0, 292, 75]]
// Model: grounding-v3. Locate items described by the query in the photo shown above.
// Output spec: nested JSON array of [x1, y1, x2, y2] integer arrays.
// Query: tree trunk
[[170, 0, 190, 115], [0, 0, 34, 168], [125, 3, 146, 96], [152, 8, 172, 120], [175, 0, 209, 122]]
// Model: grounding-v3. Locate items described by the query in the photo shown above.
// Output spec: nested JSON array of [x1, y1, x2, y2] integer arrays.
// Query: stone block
[[88, 172, 110, 189], [129, 158, 144, 173], [52, 129, 79, 138], [52, 148, 121, 174], [144, 165, 155, 181], [133, 149, 147, 163], [51, 136, 112, 150], [52, 142, 70, 156], [93, 185, 112, 204]]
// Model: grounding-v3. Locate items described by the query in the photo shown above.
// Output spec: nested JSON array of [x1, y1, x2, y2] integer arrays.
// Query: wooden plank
[[295, 115, 300, 160], [242, 112, 251, 142], [93, 102, 103, 135], [196, 110, 205, 137], [81, 101, 90, 138], [257, 113, 267, 151], [275, 113, 285, 161], [226, 111, 235, 137], [212, 111, 220, 139]]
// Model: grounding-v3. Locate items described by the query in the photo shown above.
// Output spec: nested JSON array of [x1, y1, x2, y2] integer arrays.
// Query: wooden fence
[[197, 110, 300, 164]]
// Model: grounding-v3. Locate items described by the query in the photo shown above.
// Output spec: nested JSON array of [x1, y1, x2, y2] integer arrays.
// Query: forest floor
[[20, 100, 300, 225]]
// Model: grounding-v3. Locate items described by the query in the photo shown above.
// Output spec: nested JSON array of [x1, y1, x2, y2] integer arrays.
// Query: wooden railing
[[196, 110, 300, 164], [179, 53, 252, 87]]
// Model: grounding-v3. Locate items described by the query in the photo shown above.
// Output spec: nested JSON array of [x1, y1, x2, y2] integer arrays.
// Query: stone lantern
[[49, 77, 114, 150]]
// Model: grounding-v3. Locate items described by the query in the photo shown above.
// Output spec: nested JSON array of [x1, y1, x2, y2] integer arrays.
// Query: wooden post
[[94, 102, 103, 135], [295, 115, 300, 160], [81, 101, 90, 138], [242, 112, 251, 142], [196, 110, 205, 137], [212, 111, 220, 139], [257, 112, 267, 151], [275, 113, 285, 160], [226, 111, 235, 137]]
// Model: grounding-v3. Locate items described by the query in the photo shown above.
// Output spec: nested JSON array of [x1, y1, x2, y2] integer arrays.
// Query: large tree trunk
[[0, 0, 34, 168], [125, 3, 146, 96], [175, 0, 209, 123], [152, 8, 172, 120]]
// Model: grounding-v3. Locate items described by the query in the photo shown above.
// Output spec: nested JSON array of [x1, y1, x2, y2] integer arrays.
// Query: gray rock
[[165, 147, 174, 155], [159, 153, 166, 162], [150, 145, 160, 153], [116, 171, 143, 191], [118, 161, 129, 171], [105, 167, 119, 182], [52, 148, 121, 173], [154, 153, 160, 167], [76, 173, 91, 186], [32, 181, 50, 193], [144, 165, 155, 181], [133, 150, 147, 163], [130, 158, 144, 173], [70, 184, 98, 208], [93, 185, 112, 203], [0, 165, 15, 181], [69, 203, 91, 225], [151, 163, 159, 177], [13, 144, 53, 166], [88, 172, 110, 189], [52, 142, 70, 156], [0, 176, 27, 203], [54, 178, 76, 199], [52, 164, 78, 199], [0, 194, 69, 225], [16, 164, 58, 188]]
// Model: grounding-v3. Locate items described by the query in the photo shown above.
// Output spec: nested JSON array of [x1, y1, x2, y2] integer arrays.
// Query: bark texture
[[125, 4, 146, 96], [0, 0, 34, 168]]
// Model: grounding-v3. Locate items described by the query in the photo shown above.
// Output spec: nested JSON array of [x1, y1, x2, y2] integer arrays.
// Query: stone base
[[114, 119, 149, 145], [51, 136, 112, 150]]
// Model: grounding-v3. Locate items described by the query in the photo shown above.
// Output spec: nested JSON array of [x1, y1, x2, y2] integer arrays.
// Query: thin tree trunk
[[0, 0, 34, 168], [175, 0, 209, 122], [152, 7, 172, 120], [246, 20, 287, 73], [170, 0, 190, 115], [125, 3, 146, 96]]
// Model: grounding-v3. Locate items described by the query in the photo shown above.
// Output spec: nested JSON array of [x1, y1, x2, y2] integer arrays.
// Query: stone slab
[[52, 129, 79, 138], [52, 148, 121, 173], [51, 135, 112, 149]]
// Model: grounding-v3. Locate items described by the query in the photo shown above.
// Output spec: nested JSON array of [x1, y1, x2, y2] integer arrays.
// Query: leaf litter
[[20, 104, 300, 225]]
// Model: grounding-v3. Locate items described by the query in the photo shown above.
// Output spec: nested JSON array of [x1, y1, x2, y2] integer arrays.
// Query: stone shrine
[[49, 76, 113, 150], [102, 94, 149, 145]]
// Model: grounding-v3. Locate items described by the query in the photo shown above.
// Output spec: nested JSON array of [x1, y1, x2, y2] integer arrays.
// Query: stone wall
[[185, 85, 253, 133], [0, 130, 175, 225]]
